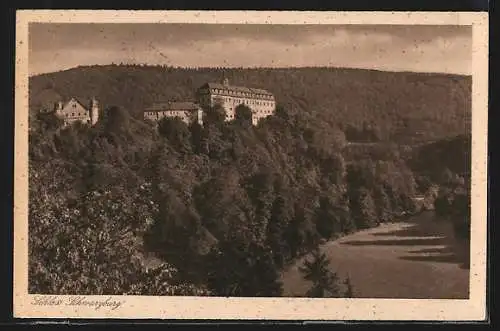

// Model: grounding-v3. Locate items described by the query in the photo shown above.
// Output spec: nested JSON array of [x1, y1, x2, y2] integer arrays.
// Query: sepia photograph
[[14, 10, 488, 320]]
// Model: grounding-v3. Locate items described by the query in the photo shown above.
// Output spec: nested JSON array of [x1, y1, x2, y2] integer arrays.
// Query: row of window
[[256, 110, 273, 116], [63, 112, 87, 118], [225, 109, 274, 117], [144, 111, 192, 116], [216, 97, 275, 107], [144, 108, 273, 121], [224, 111, 273, 120], [63, 119, 91, 125], [209, 88, 274, 100]]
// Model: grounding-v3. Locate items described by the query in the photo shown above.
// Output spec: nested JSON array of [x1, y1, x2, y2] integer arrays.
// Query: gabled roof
[[64, 97, 90, 111], [198, 82, 274, 96], [145, 101, 200, 112]]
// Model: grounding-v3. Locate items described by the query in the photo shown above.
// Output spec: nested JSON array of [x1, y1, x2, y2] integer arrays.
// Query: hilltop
[[28, 65, 472, 297], [29, 65, 471, 144]]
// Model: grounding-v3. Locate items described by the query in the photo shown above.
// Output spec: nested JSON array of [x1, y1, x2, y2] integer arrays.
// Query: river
[[281, 211, 470, 299]]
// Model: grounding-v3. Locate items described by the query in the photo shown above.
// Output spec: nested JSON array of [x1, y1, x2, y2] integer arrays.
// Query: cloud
[[28, 24, 472, 76]]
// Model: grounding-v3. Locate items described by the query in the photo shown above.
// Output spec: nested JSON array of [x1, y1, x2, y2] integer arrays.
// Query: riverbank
[[281, 211, 469, 299]]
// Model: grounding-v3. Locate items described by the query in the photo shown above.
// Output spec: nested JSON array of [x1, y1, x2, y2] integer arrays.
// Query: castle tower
[[90, 97, 99, 125], [55, 101, 63, 115], [197, 105, 204, 126]]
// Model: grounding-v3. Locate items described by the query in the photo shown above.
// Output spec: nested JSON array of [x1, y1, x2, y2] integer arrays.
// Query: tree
[[299, 248, 342, 298], [28, 182, 207, 296], [206, 240, 283, 297], [422, 184, 439, 210], [373, 186, 392, 223], [34, 112, 64, 132], [235, 104, 253, 126], [349, 187, 378, 229], [266, 194, 292, 267], [203, 104, 226, 125], [315, 196, 343, 239], [434, 188, 453, 219], [439, 168, 455, 187], [344, 276, 355, 298], [30, 65, 467, 298], [189, 121, 204, 154], [274, 104, 290, 120], [286, 204, 318, 258], [102, 106, 130, 133], [244, 170, 275, 244], [157, 117, 192, 153]]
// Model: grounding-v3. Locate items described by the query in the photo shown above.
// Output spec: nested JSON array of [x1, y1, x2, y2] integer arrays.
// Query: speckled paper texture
[[14, 10, 488, 321]]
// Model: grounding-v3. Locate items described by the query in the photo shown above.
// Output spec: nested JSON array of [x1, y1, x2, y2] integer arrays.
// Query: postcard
[[14, 10, 488, 320]]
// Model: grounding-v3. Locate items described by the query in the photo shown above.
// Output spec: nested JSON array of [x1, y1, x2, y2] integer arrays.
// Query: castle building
[[196, 78, 276, 125], [144, 101, 203, 126], [53, 97, 100, 126]]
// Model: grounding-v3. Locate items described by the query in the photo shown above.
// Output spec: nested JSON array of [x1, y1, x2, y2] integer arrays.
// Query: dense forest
[[28, 66, 472, 297], [30, 65, 471, 144]]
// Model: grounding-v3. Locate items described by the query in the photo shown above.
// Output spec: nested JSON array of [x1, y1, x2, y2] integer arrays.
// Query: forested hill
[[29, 65, 471, 143], [409, 134, 471, 183]]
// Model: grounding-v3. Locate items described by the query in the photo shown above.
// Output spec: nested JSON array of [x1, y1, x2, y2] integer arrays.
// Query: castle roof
[[199, 82, 274, 97], [145, 101, 200, 112], [66, 97, 90, 110]]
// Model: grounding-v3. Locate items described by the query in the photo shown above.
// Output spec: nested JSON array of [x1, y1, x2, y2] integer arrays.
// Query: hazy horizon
[[29, 23, 472, 77], [30, 63, 473, 78]]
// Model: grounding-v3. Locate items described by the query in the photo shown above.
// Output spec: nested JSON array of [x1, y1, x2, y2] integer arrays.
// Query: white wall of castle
[[54, 98, 99, 126], [198, 88, 276, 125], [90, 99, 99, 126], [144, 109, 203, 126], [56, 99, 91, 125]]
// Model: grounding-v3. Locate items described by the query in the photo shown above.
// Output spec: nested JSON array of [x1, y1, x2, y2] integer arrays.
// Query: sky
[[28, 23, 472, 76]]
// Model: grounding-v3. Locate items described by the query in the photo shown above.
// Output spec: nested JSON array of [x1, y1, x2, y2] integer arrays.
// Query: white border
[[14, 10, 488, 320]]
